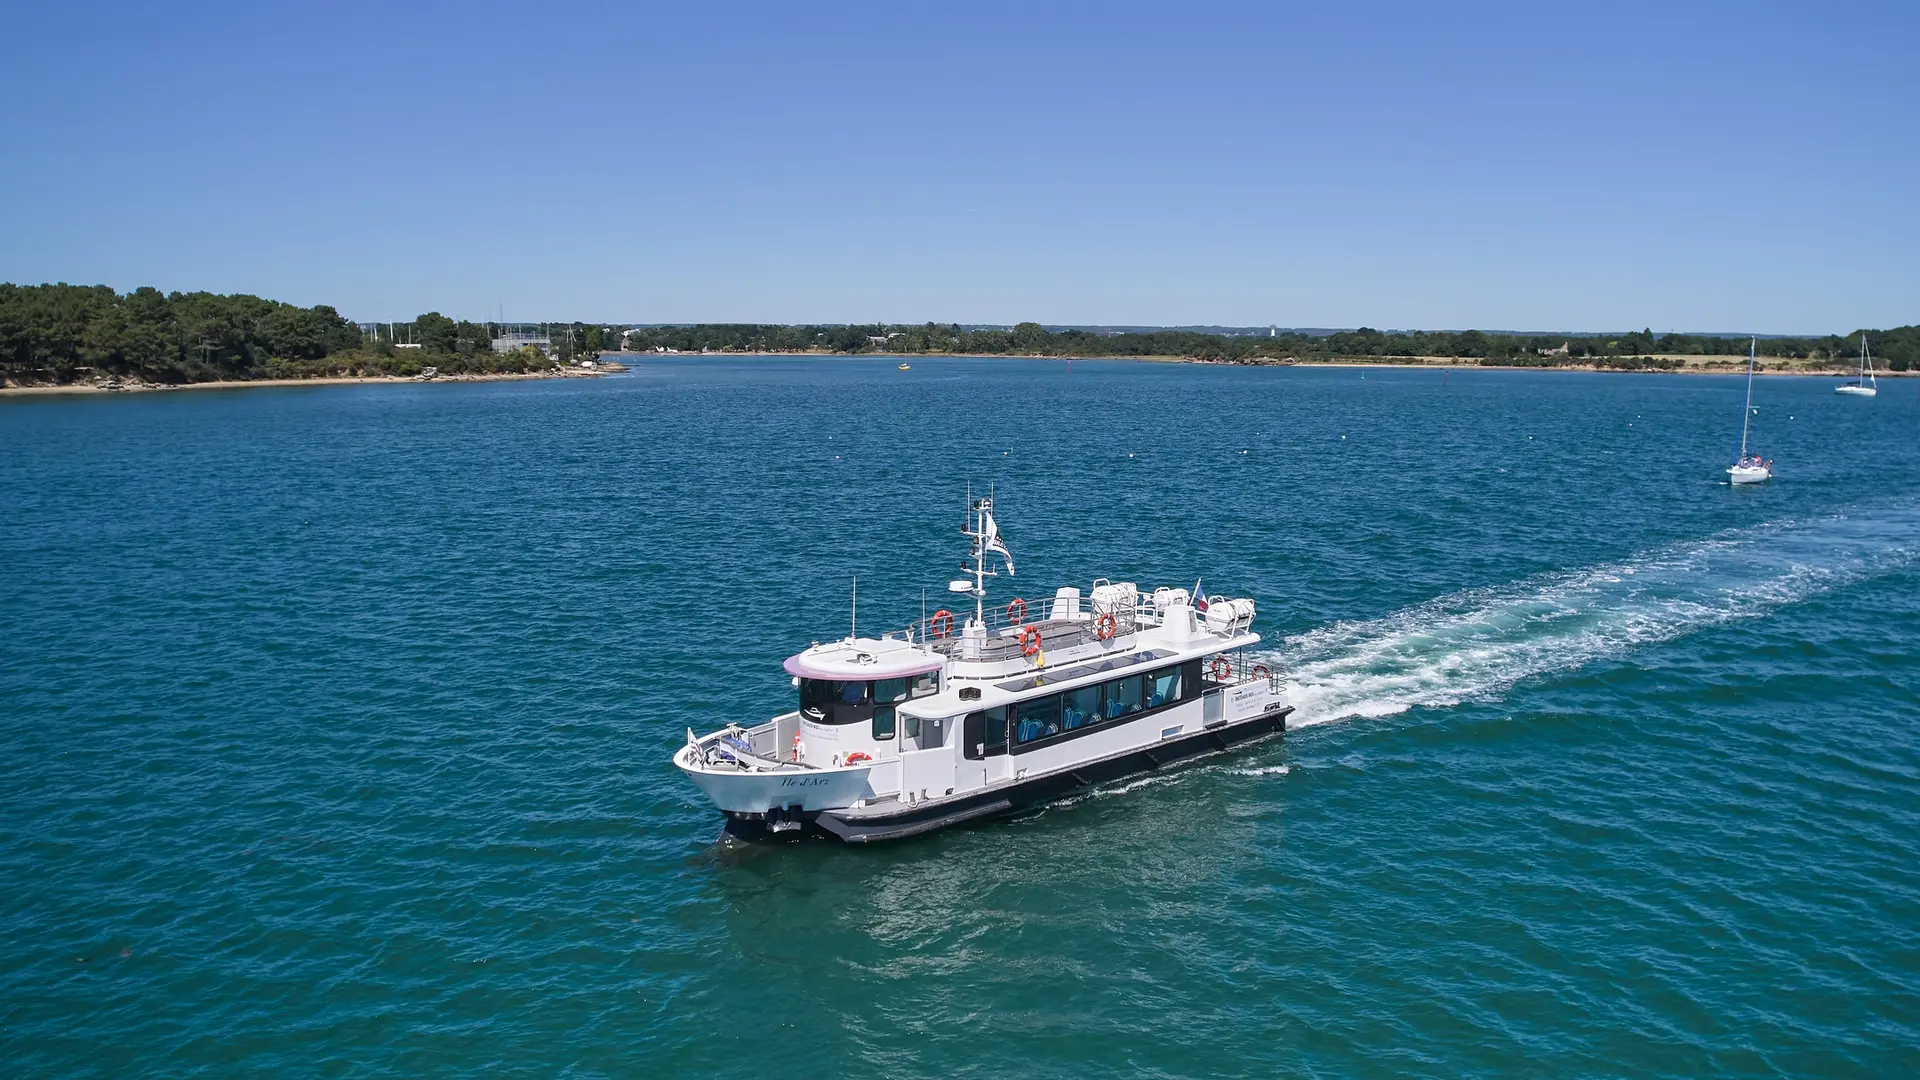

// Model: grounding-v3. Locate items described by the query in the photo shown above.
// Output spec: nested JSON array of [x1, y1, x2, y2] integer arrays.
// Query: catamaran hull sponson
[[721, 705, 1291, 844]]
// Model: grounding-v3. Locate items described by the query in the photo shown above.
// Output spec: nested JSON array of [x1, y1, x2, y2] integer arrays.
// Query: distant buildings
[[1537, 342, 1571, 356], [492, 326, 552, 354]]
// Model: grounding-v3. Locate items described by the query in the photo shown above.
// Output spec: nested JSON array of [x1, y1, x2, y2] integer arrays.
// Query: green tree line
[[624, 321, 1919, 370], [6, 282, 1912, 386], [0, 283, 565, 386]]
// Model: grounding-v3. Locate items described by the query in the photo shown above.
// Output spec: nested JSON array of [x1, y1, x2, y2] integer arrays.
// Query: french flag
[[1193, 579, 1209, 613]]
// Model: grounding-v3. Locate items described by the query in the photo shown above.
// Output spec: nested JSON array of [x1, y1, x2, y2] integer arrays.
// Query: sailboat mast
[[972, 500, 986, 627], [1739, 337, 1756, 457]]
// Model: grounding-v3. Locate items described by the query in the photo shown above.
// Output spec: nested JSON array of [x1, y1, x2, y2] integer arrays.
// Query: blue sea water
[[2, 358, 1917, 1078]]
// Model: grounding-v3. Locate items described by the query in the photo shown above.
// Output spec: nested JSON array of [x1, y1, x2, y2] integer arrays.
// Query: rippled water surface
[[3, 359, 1918, 1077]]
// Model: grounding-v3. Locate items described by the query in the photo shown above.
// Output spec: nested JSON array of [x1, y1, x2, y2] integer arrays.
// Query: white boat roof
[[783, 635, 943, 680]]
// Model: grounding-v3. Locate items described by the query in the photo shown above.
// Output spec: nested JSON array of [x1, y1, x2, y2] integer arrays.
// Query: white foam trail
[[1265, 503, 1920, 729]]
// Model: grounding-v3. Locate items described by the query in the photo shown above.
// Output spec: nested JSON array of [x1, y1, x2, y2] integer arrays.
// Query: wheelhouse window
[[802, 679, 863, 709], [799, 679, 873, 725], [911, 671, 939, 697]]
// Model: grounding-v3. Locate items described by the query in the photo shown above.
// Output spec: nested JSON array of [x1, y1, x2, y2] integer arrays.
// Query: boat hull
[[1728, 465, 1771, 485], [1835, 385, 1876, 396], [675, 751, 873, 814], [724, 705, 1292, 844]]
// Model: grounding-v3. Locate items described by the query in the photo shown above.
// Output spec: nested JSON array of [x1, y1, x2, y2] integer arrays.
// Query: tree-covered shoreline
[[4, 283, 1913, 387], [624, 321, 1919, 371], [0, 284, 578, 387]]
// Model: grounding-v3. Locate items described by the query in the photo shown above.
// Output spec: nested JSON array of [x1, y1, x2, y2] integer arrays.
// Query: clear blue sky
[[1, 1, 1914, 333]]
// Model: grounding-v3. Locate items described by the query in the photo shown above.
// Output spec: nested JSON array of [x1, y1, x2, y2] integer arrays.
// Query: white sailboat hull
[[1728, 465, 1772, 484], [1835, 385, 1877, 396]]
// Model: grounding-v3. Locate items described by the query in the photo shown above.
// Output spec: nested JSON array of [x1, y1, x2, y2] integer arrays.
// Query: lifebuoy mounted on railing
[[929, 609, 954, 638], [1006, 597, 1027, 624], [1019, 625, 1043, 658], [1094, 612, 1117, 640], [1210, 657, 1232, 682], [1251, 663, 1271, 681], [837, 750, 872, 767]]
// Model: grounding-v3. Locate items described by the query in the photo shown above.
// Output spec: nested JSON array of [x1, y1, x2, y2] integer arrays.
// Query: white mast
[[957, 489, 1013, 627], [1863, 333, 1876, 387], [964, 499, 988, 626], [1739, 336, 1756, 459]]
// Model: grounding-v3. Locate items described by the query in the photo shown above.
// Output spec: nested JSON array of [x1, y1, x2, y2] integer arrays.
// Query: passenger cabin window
[[1105, 674, 1146, 719], [911, 671, 939, 697], [1014, 696, 1061, 745], [1008, 664, 1198, 753], [1147, 666, 1184, 709], [1062, 685, 1102, 732], [915, 715, 948, 749], [964, 707, 1007, 759]]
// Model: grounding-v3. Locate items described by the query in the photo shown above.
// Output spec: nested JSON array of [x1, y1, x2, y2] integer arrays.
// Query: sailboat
[[1835, 332, 1877, 396], [1728, 337, 1772, 484]]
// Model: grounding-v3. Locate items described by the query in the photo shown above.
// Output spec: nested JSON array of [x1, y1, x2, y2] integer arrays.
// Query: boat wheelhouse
[[674, 498, 1292, 842]]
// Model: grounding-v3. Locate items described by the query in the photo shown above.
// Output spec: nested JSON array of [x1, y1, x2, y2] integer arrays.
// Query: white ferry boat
[[674, 498, 1292, 842]]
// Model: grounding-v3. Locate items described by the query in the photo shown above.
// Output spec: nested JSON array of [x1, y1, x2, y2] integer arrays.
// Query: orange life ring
[[1211, 657, 1231, 682], [843, 751, 872, 766], [1006, 597, 1027, 624], [1251, 663, 1270, 681], [929, 609, 954, 638], [1019, 625, 1043, 657], [1094, 612, 1117, 640]]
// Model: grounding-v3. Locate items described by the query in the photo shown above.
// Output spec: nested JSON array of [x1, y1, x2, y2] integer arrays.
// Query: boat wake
[[1265, 502, 1920, 730]]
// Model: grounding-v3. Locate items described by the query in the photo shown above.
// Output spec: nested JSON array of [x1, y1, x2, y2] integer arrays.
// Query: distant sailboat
[[1835, 332, 1877, 396], [898, 363, 911, 371], [1728, 337, 1772, 484]]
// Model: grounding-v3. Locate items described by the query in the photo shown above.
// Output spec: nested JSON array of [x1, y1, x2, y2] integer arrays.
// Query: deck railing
[[908, 590, 1156, 660]]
